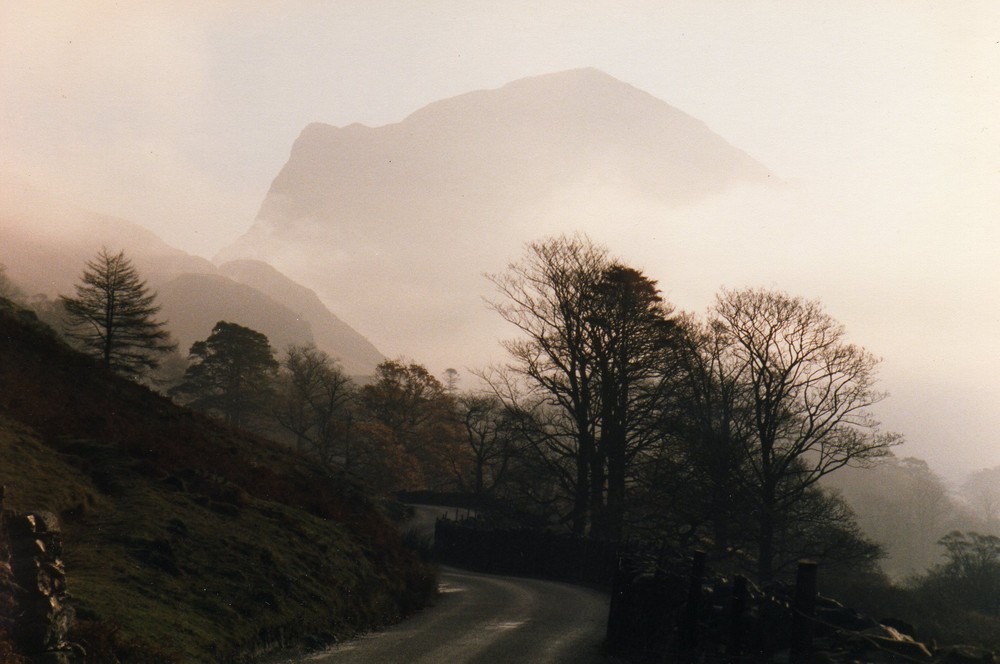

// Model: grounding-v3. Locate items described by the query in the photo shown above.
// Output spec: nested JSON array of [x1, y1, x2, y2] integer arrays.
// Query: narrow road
[[300, 505, 610, 663], [303, 566, 609, 664]]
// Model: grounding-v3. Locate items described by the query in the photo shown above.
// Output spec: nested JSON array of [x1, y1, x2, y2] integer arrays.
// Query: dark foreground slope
[[0, 299, 433, 662]]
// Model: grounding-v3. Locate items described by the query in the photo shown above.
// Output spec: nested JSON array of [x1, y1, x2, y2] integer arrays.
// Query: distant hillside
[[157, 273, 316, 363], [0, 178, 384, 375], [216, 68, 777, 368], [218, 260, 384, 376], [0, 298, 430, 661], [0, 176, 214, 294]]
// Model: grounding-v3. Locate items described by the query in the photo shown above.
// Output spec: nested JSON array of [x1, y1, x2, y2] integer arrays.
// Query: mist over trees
[[29, 237, 1000, 592], [0, 264, 26, 303], [59, 248, 176, 379], [475, 234, 897, 578]]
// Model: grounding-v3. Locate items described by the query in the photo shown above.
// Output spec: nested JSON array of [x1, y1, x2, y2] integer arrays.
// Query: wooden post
[[727, 574, 748, 662], [605, 554, 633, 648], [679, 550, 707, 655], [790, 560, 818, 663]]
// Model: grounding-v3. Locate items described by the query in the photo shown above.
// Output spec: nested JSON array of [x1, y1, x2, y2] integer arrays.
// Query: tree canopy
[[709, 288, 900, 579], [172, 321, 278, 427], [486, 234, 681, 538]]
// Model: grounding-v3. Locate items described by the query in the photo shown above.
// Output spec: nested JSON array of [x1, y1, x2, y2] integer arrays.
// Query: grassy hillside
[[0, 299, 434, 661]]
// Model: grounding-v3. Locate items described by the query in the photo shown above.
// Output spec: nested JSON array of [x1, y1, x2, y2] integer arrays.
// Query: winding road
[[300, 506, 610, 663]]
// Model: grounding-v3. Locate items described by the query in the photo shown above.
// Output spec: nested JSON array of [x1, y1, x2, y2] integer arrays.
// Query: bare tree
[[486, 234, 679, 538], [60, 248, 175, 379], [712, 288, 901, 580], [455, 393, 525, 496], [657, 315, 756, 551], [964, 466, 1000, 531], [274, 344, 354, 465]]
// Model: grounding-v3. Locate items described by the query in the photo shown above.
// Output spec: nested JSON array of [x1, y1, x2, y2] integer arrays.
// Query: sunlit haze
[[2, 1, 998, 482]]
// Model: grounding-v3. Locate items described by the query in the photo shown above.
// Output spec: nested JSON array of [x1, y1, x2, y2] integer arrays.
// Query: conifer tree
[[61, 248, 175, 378], [173, 321, 278, 427]]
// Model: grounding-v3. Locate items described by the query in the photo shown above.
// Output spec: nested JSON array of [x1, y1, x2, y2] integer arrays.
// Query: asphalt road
[[299, 505, 610, 663], [302, 566, 609, 664]]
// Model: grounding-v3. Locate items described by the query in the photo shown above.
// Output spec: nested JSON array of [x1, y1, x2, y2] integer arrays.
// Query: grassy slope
[[0, 300, 434, 661]]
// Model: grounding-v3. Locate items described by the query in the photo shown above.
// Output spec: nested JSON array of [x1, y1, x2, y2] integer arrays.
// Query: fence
[[432, 517, 618, 587], [606, 552, 825, 663], [429, 515, 917, 663]]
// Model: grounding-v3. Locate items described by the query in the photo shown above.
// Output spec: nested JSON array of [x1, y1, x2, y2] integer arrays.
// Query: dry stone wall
[[1, 488, 82, 663]]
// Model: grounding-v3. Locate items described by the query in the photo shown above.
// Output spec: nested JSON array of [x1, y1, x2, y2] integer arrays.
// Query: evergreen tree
[[172, 321, 278, 427], [60, 248, 175, 378]]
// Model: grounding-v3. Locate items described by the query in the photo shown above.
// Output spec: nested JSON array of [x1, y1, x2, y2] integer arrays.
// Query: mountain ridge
[[0, 180, 384, 375], [217, 68, 779, 369]]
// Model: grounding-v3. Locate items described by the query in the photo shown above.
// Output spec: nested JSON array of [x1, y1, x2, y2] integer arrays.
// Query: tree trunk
[[589, 444, 607, 538], [606, 442, 625, 541], [572, 430, 594, 536], [757, 498, 775, 582]]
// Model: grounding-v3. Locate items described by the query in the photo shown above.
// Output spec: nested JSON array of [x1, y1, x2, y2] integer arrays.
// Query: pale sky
[[1, 1, 999, 480]]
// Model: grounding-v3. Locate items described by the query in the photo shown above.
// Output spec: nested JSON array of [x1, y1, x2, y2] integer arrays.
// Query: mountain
[[216, 68, 777, 370], [0, 178, 384, 374], [157, 272, 314, 358]]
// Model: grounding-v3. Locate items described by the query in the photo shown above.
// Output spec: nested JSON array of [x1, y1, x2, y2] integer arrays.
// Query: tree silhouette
[[172, 321, 278, 427], [274, 343, 354, 465], [486, 234, 679, 538], [712, 288, 900, 581], [0, 264, 25, 303], [60, 247, 175, 378]]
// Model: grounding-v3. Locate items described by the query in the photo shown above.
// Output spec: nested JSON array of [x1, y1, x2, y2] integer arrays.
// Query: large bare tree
[[487, 234, 679, 538], [712, 288, 900, 580]]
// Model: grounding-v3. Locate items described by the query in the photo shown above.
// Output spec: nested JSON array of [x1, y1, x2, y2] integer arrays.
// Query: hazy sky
[[2, 1, 999, 479]]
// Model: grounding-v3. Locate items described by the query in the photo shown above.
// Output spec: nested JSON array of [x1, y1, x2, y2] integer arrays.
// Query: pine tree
[[60, 247, 176, 378], [172, 321, 278, 427]]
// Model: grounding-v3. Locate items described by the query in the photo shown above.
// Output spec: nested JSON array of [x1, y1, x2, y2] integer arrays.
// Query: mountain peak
[[219, 70, 778, 368]]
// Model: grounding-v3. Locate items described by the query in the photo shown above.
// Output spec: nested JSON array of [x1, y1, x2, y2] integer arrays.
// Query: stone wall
[[0, 487, 81, 663]]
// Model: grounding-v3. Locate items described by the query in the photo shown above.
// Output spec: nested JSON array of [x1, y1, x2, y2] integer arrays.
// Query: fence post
[[727, 574, 748, 662], [790, 560, 818, 664], [679, 550, 707, 655], [605, 554, 633, 649]]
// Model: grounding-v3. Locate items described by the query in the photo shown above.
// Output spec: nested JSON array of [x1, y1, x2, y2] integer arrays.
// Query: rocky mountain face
[[0, 179, 383, 375], [216, 68, 776, 370]]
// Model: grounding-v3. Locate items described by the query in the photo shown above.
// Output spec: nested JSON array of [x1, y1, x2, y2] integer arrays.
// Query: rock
[[934, 645, 997, 663], [26, 512, 61, 534], [844, 629, 934, 662], [880, 617, 918, 640], [862, 624, 917, 642]]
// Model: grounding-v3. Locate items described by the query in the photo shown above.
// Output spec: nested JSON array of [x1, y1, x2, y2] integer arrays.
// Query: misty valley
[[2, 69, 998, 663]]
